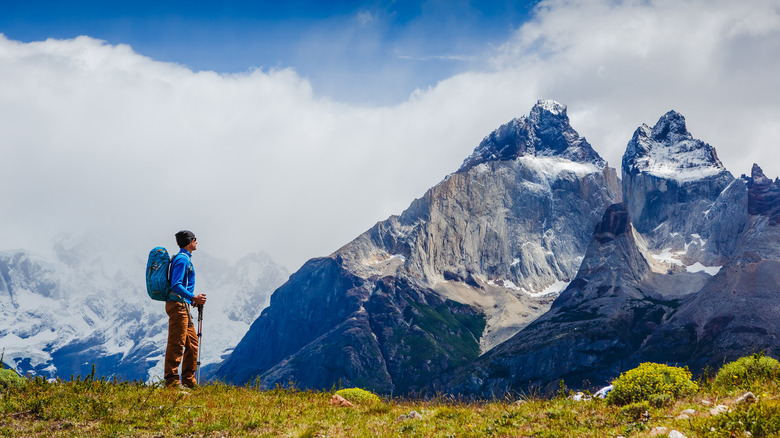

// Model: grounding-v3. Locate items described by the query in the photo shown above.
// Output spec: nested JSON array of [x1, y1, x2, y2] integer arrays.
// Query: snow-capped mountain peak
[[531, 99, 567, 117], [623, 110, 726, 182], [458, 99, 605, 172], [650, 110, 689, 143]]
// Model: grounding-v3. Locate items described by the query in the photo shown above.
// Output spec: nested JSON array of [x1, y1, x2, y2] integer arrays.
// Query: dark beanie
[[175, 230, 196, 248]]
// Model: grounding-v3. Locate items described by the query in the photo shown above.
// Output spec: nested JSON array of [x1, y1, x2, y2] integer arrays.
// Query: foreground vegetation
[[3, 355, 780, 437]]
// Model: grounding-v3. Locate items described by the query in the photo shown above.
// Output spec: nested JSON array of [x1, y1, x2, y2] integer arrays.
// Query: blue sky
[[0, 0, 539, 103], [1, 0, 779, 270]]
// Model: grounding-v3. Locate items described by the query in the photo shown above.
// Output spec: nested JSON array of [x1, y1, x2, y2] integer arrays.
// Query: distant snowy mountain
[[0, 235, 288, 381]]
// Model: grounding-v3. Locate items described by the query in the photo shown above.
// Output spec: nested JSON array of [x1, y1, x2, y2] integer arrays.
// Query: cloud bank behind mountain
[[0, 0, 778, 271]]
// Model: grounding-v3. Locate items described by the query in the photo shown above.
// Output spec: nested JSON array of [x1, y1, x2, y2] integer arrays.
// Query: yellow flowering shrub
[[714, 353, 780, 391], [0, 368, 25, 391], [335, 387, 382, 404], [606, 362, 698, 406]]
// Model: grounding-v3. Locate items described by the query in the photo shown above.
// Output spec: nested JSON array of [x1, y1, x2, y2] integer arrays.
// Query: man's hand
[[193, 294, 207, 305]]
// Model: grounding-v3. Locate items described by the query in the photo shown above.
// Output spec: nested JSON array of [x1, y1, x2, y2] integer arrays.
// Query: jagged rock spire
[[650, 110, 689, 143], [555, 203, 650, 309], [746, 163, 780, 224], [593, 203, 632, 244]]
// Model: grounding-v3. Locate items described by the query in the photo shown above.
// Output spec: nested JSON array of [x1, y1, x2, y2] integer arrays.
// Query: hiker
[[164, 230, 207, 388]]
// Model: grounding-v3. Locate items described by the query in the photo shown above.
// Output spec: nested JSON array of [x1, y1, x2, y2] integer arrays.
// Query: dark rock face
[[593, 203, 632, 243], [561, 204, 649, 289], [216, 257, 368, 384], [636, 260, 780, 372], [215, 258, 487, 393], [214, 100, 621, 393], [747, 164, 780, 225]]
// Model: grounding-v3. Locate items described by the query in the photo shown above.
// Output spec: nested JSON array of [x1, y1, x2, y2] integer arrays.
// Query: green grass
[[4, 356, 780, 437]]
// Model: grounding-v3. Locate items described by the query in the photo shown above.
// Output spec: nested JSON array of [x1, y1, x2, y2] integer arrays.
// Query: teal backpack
[[146, 247, 174, 301], [146, 247, 191, 301]]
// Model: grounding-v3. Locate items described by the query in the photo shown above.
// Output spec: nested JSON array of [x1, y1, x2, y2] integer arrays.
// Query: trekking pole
[[197, 304, 203, 386]]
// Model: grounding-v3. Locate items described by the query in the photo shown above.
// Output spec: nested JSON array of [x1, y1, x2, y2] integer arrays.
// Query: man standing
[[165, 230, 207, 388]]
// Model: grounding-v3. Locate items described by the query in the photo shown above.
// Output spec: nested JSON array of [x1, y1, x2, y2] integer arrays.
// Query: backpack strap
[[168, 253, 192, 279]]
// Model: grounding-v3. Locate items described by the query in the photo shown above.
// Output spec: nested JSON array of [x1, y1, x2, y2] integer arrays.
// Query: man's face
[[186, 238, 198, 252]]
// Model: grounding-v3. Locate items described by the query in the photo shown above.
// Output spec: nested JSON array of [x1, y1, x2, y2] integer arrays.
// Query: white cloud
[[487, 0, 780, 178], [0, 34, 488, 270], [356, 11, 375, 27], [1, 0, 779, 272]]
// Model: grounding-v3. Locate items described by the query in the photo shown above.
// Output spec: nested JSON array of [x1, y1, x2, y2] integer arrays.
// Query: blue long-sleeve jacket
[[169, 249, 195, 304]]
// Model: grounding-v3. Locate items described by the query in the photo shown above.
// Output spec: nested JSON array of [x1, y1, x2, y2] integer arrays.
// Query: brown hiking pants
[[164, 301, 198, 387]]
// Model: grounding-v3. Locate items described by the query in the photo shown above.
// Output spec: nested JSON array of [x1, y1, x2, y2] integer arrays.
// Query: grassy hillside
[[2, 357, 780, 437]]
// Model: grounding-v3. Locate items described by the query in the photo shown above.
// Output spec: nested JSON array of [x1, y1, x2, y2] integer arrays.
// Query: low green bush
[[699, 399, 780, 437], [0, 368, 25, 391], [714, 353, 780, 391], [647, 392, 674, 408], [334, 387, 382, 405], [618, 401, 650, 422], [606, 362, 698, 406]]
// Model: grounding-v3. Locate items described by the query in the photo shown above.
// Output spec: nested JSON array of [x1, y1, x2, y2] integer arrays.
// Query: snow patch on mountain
[[485, 278, 567, 298], [539, 280, 571, 295], [518, 155, 601, 180], [685, 263, 722, 275], [651, 247, 722, 276], [651, 246, 686, 265]]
